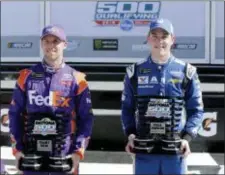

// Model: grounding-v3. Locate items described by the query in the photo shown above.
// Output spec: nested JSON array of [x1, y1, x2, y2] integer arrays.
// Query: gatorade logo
[[198, 112, 217, 137], [28, 90, 71, 107]]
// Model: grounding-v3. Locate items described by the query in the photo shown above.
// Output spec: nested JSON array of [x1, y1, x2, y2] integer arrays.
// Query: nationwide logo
[[94, 1, 161, 31]]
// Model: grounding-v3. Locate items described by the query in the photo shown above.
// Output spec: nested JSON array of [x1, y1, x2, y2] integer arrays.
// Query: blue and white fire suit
[[121, 56, 204, 174]]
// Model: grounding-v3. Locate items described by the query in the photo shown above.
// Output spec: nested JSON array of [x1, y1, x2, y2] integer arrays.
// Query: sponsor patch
[[138, 76, 149, 84], [126, 64, 135, 78], [170, 70, 182, 77], [31, 72, 44, 78], [139, 68, 151, 74], [28, 90, 71, 107], [186, 63, 196, 80], [150, 76, 158, 84]]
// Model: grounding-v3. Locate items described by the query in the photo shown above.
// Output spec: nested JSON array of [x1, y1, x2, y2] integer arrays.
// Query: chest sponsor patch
[[149, 76, 158, 84], [139, 68, 151, 74], [31, 72, 45, 79], [170, 70, 183, 77], [138, 76, 149, 84], [28, 90, 71, 107]]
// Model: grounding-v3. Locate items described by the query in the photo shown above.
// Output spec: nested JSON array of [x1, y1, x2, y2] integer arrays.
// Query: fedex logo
[[95, 1, 161, 31], [28, 90, 71, 107]]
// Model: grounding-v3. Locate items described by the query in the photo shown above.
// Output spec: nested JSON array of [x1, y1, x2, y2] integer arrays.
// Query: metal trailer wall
[[1, 1, 224, 64]]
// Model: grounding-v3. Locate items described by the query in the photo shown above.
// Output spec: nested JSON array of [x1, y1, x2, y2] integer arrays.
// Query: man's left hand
[[180, 139, 191, 158]]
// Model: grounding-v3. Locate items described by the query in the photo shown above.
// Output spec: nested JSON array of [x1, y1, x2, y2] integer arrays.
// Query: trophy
[[161, 97, 184, 154], [18, 113, 73, 172], [133, 96, 156, 154], [48, 114, 73, 172], [133, 96, 184, 154]]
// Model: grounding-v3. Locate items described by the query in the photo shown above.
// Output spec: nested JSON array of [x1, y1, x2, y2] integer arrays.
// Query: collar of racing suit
[[42, 59, 65, 73], [149, 55, 174, 67]]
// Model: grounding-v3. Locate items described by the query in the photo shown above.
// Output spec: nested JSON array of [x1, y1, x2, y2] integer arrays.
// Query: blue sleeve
[[71, 73, 95, 158], [8, 69, 31, 154], [8, 84, 26, 152], [121, 74, 136, 137], [183, 70, 204, 141], [74, 88, 94, 149]]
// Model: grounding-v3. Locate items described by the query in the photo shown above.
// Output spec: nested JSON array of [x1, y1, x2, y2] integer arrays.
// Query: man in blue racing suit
[[121, 18, 204, 174]]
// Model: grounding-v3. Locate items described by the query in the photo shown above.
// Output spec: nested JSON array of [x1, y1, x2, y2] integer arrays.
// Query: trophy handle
[[48, 155, 73, 172], [18, 155, 42, 171]]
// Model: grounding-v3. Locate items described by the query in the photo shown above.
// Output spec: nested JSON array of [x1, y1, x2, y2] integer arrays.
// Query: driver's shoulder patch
[[126, 64, 135, 78], [186, 63, 196, 80]]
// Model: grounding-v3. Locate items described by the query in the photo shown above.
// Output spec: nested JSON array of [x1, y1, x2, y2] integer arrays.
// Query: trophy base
[[48, 155, 73, 172], [132, 136, 182, 155], [18, 155, 43, 171], [161, 138, 182, 155], [133, 138, 155, 154], [18, 155, 73, 172]]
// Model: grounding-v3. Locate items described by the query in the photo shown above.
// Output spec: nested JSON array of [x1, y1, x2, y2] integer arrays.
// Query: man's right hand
[[125, 134, 136, 155], [14, 152, 24, 171]]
